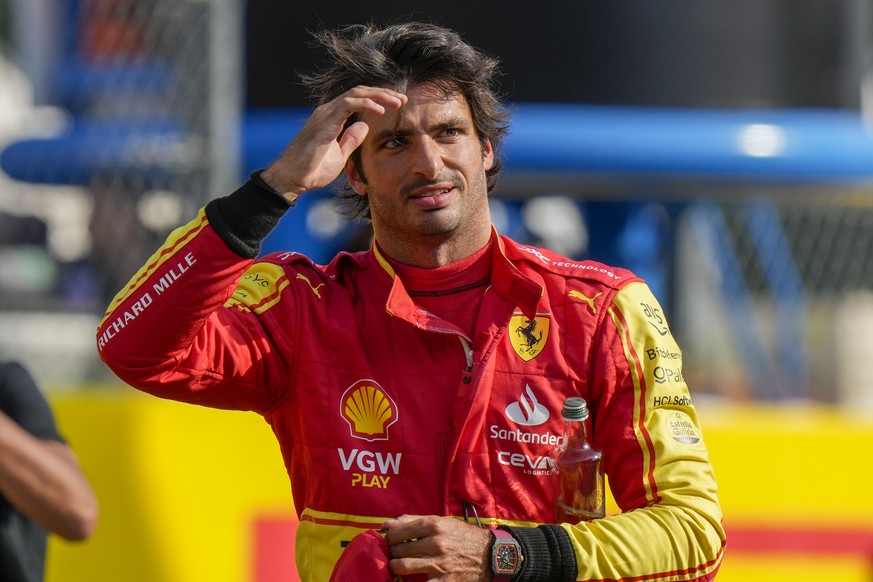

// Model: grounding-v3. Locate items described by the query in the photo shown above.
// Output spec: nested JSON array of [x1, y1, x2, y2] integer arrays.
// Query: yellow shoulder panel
[[224, 262, 290, 315]]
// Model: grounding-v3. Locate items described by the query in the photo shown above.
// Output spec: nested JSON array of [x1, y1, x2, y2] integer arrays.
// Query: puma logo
[[296, 273, 325, 298], [569, 290, 602, 314]]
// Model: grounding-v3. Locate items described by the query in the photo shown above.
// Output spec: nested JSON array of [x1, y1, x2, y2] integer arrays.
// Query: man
[[0, 361, 98, 582], [97, 22, 725, 581]]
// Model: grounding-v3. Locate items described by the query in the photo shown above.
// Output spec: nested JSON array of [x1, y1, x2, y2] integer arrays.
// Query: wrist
[[204, 173, 293, 259], [501, 525, 577, 582], [259, 166, 305, 203]]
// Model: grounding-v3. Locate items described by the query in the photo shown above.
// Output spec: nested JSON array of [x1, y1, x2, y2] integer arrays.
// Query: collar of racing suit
[[371, 226, 544, 332]]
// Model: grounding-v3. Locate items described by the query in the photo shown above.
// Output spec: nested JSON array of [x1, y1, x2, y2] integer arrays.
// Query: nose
[[410, 138, 444, 179]]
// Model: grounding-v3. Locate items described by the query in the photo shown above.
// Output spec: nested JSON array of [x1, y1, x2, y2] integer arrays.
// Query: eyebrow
[[370, 117, 471, 143]]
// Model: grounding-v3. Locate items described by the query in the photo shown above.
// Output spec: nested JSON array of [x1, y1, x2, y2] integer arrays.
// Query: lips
[[408, 184, 456, 199], [404, 180, 459, 209], [409, 187, 455, 208]]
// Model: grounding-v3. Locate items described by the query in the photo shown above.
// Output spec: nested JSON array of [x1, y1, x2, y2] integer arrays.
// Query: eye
[[383, 136, 406, 149]]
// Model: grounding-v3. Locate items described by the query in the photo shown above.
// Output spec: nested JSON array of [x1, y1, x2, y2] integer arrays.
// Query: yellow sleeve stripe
[[99, 210, 210, 328], [607, 302, 661, 505], [299, 509, 389, 530], [298, 508, 541, 530], [646, 541, 726, 581]]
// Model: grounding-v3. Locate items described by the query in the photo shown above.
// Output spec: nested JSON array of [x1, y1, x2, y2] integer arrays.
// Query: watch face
[[495, 543, 519, 573]]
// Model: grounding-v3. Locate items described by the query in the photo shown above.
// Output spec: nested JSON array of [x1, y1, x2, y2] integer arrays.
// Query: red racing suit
[[97, 191, 725, 581]]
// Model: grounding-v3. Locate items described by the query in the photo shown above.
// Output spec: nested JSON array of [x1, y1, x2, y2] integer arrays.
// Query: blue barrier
[[500, 105, 873, 181], [6, 105, 873, 187], [0, 119, 187, 187]]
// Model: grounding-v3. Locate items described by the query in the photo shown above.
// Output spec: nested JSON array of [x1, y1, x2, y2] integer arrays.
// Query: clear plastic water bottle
[[553, 397, 605, 523]]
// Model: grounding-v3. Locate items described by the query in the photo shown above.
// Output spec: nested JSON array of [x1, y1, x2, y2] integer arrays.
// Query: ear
[[482, 138, 494, 171], [345, 158, 368, 196]]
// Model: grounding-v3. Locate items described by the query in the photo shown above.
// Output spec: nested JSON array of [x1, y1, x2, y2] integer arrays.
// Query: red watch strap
[[493, 528, 514, 541]]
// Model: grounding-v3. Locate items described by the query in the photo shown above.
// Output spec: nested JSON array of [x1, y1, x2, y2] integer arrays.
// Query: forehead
[[364, 83, 474, 132]]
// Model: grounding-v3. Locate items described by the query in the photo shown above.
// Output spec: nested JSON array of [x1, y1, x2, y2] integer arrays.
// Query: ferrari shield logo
[[509, 313, 550, 361]]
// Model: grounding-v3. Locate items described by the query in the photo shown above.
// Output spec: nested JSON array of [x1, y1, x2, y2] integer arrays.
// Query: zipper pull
[[459, 336, 474, 384]]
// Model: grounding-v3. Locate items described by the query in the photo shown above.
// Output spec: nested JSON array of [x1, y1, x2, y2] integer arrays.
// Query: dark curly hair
[[300, 21, 510, 221]]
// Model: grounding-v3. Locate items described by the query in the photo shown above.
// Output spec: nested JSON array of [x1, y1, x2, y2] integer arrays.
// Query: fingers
[[300, 86, 405, 148], [317, 85, 407, 129], [263, 86, 406, 197], [340, 85, 408, 115], [381, 517, 438, 578], [337, 120, 370, 159], [381, 515, 492, 580], [382, 514, 435, 545]]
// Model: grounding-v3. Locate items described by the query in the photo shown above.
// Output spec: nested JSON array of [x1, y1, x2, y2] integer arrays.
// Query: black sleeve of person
[[204, 170, 294, 259], [502, 524, 577, 581], [0, 361, 64, 443]]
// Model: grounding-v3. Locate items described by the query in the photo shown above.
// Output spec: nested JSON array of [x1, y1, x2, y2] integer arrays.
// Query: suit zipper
[[459, 336, 474, 384]]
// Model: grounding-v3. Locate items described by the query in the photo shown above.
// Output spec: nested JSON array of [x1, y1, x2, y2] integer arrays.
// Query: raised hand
[[261, 86, 407, 202]]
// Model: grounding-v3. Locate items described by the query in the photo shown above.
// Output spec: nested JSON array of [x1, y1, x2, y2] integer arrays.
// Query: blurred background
[[1, 0, 873, 580]]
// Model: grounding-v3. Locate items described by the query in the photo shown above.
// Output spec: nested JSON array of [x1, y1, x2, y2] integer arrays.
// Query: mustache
[[400, 175, 463, 197]]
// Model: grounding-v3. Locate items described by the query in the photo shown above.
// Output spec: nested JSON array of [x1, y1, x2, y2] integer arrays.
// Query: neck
[[374, 227, 493, 268]]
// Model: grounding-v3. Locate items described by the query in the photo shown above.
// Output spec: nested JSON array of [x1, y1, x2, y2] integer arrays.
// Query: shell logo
[[340, 380, 399, 442]]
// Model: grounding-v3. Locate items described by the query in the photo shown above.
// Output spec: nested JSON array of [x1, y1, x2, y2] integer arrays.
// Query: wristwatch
[[490, 528, 523, 579]]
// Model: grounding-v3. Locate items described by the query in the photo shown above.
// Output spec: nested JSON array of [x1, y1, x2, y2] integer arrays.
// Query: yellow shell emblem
[[509, 313, 550, 361], [340, 380, 399, 442]]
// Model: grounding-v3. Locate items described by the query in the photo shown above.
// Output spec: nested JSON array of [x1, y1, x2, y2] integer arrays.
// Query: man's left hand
[[382, 514, 492, 581]]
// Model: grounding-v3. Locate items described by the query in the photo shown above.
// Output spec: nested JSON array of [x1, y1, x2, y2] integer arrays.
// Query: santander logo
[[505, 385, 550, 426]]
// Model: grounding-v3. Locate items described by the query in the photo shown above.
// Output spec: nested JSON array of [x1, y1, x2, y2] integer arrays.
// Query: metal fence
[[0, 0, 242, 384], [676, 195, 873, 409]]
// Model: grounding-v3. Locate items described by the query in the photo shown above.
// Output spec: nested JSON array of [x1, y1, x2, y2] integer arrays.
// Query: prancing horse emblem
[[508, 313, 550, 361]]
